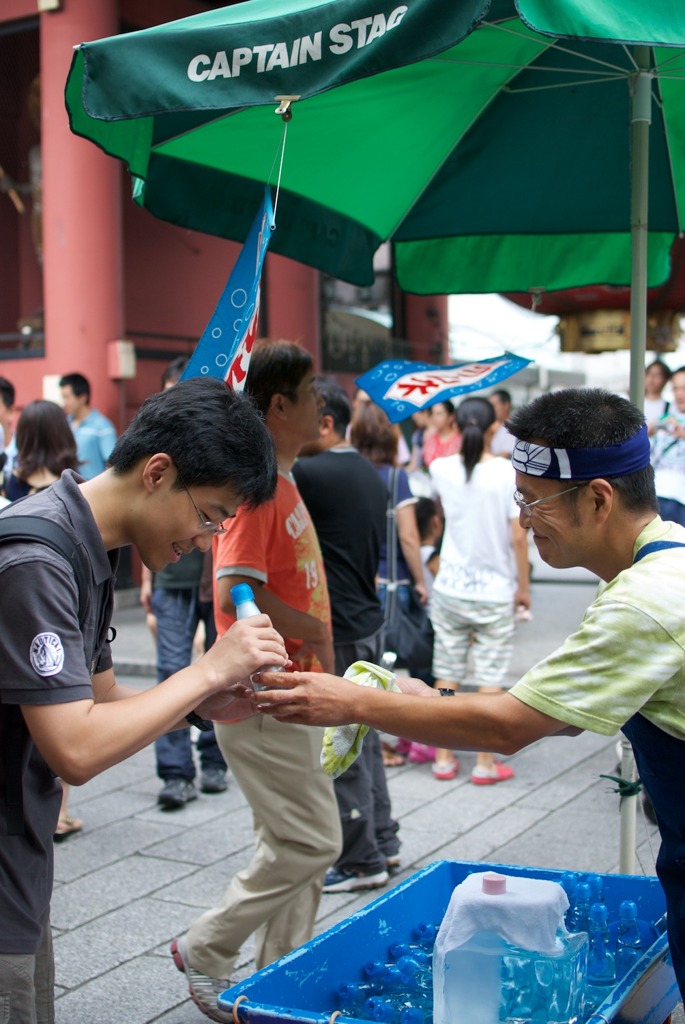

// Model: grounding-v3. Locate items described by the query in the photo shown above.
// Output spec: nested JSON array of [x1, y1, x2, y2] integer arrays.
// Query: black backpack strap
[[384, 468, 400, 626], [633, 540, 685, 564], [0, 515, 89, 835], [0, 516, 88, 626]]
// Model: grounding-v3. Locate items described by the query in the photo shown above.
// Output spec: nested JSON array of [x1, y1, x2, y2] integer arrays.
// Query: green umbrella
[[65, 0, 685, 403]]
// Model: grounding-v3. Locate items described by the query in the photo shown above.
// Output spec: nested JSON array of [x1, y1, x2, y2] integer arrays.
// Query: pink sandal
[[432, 757, 460, 781], [471, 760, 514, 785], [408, 742, 436, 764]]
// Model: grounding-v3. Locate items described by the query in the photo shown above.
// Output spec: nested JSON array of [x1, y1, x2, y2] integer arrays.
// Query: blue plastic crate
[[219, 860, 679, 1024]]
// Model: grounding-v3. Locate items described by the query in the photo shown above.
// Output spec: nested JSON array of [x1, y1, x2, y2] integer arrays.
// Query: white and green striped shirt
[[511, 517, 685, 740]]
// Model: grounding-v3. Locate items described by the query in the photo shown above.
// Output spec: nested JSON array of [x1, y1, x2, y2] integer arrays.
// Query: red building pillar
[[404, 294, 450, 363], [40, 0, 123, 423], [264, 256, 321, 362]]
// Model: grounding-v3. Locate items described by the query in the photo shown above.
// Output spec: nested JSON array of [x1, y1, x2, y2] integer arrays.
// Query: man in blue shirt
[[60, 372, 117, 479]]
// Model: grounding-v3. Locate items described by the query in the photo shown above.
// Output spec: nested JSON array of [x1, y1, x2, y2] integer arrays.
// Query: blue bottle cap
[[231, 582, 255, 605], [619, 900, 638, 920], [589, 903, 608, 924]]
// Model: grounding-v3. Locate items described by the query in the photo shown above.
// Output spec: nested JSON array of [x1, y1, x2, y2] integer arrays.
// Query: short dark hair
[[646, 360, 672, 384], [108, 378, 277, 509], [351, 401, 398, 466], [430, 400, 455, 417], [456, 397, 496, 481], [161, 357, 188, 389], [0, 377, 15, 411], [15, 400, 79, 481], [416, 496, 438, 541], [491, 388, 511, 405], [315, 375, 350, 437], [508, 388, 657, 513], [245, 339, 312, 417], [59, 373, 90, 403]]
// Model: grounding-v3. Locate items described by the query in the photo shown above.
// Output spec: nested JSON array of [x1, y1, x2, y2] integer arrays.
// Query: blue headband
[[512, 424, 650, 480]]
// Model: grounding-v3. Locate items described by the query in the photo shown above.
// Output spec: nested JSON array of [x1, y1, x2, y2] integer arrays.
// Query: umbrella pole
[[621, 48, 653, 875], [628, 48, 653, 408]]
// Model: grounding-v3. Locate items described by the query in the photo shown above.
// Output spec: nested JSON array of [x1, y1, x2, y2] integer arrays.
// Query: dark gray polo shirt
[[0, 470, 117, 953]]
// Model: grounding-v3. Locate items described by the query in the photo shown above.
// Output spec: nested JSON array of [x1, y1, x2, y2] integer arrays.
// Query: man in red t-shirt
[[171, 341, 341, 1023]]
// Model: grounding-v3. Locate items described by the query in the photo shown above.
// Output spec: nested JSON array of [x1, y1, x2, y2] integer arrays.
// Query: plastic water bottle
[[336, 981, 382, 1014], [230, 583, 285, 690], [366, 997, 400, 1022], [388, 943, 431, 967], [413, 922, 439, 948], [433, 872, 588, 1024], [615, 900, 644, 976], [568, 881, 592, 934], [585, 903, 616, 1011], [400, 1008, 428, 1024], [586, 873, 604, 905], [363, 962, 407, 990], [365, 997, 430, 1024], [560, 871, 578, 929]]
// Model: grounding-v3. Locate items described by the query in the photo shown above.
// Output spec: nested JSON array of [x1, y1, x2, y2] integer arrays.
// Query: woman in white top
[[429, 397, 531, 783]]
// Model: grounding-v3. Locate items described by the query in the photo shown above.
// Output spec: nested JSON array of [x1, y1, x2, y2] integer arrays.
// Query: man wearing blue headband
[[256, 387, 685, 1000]]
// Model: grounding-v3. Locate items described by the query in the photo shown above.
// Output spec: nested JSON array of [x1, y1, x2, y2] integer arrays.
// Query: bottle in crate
[[615, 900, 644, 977], [433, 871, 588, 1024], [336, 981, 382, 1015], [585, 903, 616, 1012], [413, 923, 439, 949], [389, 942, 432, 966], [567, 881, 592, 934]]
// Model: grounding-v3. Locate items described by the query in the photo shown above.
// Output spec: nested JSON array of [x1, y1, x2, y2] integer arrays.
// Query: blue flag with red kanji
[[181, 189, 274, 390], [356, 354, 533, 423]]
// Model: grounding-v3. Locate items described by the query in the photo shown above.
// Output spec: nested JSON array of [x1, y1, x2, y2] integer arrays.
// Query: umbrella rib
[[651, 50, 685, 72], [505, 74, 628, 93], [385, 30, 625, 239], [482, 20, 631, 74], [621, 45, 641, 72], [434, 56, 621, 78]]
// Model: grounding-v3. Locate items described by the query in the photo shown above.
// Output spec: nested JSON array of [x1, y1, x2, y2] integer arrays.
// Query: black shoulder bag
[[382, 468, 434, 671]]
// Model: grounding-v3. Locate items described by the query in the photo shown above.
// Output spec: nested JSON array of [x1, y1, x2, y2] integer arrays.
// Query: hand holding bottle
[[202, 604, 286, 683], [232, 583, 290, 689]]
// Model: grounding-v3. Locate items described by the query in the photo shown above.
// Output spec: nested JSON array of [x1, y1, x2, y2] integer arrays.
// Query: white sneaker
[[322, 867, 389, 893], [171, 936, 231, 1022]]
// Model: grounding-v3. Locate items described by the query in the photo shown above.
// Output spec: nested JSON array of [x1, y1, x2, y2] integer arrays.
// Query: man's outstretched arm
[[254, 672, 576, 754]]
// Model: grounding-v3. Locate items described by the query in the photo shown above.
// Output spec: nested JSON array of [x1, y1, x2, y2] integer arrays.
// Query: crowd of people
[[1, 351, 685, 1023]]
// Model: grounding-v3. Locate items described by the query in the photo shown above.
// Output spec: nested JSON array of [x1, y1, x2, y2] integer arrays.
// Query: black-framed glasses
[[513, 485, 579, 518], [178, 475, 226, 536]]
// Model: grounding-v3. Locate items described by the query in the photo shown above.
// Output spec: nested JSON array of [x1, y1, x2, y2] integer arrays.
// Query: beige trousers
[[185, 714, 342, 980], [0, 921, 54, 1024]]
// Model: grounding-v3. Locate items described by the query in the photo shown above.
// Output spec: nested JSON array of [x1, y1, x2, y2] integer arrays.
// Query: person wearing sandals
[[6, 399, 85, 840], [428, 396, 530, 783]]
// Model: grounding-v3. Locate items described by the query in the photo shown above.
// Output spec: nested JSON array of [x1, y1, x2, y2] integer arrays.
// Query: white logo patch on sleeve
[[30, 632, 65, 677]]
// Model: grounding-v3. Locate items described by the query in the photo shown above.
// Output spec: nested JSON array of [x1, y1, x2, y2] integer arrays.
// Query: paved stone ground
[[51, 577, 682, 1023]]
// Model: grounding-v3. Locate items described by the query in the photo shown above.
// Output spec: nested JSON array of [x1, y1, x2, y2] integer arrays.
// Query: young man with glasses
[[0, 378, 287, 1024], [256, 387, 685, 1003], [140, 360, 230, 811]]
